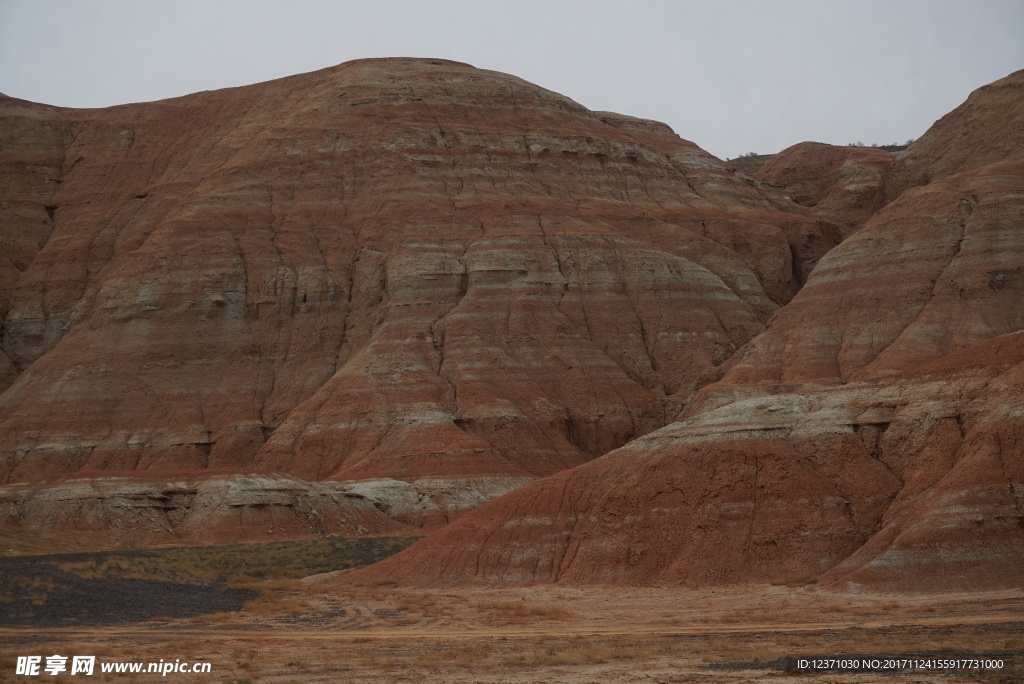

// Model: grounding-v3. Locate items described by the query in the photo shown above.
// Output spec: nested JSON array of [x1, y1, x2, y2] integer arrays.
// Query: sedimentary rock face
[[357, 70, 1024, 592], [882, 69, 1024, 203], [0, 58, 837, 544], [754, 141, 894, 237], [4, 59, 1020, 590]]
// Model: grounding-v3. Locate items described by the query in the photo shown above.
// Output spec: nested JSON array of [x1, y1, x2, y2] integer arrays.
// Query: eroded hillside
[[1, 58, 840, 546], [353, 70, 1024, 592]]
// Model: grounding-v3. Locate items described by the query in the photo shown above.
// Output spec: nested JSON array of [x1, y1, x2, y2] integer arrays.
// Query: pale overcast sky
[[1, 0, 1021, 160]]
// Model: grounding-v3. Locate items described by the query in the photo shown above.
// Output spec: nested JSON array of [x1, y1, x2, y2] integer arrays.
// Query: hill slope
[[354, 71, 1024, 592], [0, 58, 837, 545]]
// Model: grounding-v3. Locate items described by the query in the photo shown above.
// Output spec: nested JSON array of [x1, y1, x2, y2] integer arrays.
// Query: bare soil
[[2, 575, 1021, 683], [0, 536, 419, 627]]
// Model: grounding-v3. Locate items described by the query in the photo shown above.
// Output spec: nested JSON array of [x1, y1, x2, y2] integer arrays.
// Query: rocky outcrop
[[0, 475, 406, 547], [360, 332, 1024, 591], [755, 142, 893, 236], [6, 60, 1019, 582], [0, 95, 68, 391], [883, 69, 1024, 203], [355, 72, 1024, 592], [706, 161, 1024, 392], [0, 473, 540, 547], [0, 59, 838, 544]]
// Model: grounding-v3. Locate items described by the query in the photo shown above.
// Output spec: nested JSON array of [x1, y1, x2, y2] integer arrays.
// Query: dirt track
[[2, 583, 1021, 683]]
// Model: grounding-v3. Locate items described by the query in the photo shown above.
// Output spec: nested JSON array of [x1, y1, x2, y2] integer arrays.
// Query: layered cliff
[[356, 70, 1024, 592], [0, 59, 837, 545], [754, 142, 893, 236]]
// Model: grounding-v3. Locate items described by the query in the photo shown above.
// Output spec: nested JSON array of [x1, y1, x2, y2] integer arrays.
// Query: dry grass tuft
[[771, 574, 818, 587], [414, 643, 498, 668], [478, 600, 578, 620], [224, 575, 310, 615], [187, 610, 235, 624], [503, 637, 694, 667]]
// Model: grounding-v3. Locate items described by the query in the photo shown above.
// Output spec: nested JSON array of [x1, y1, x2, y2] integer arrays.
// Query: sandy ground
[[1, 580, 1021, 683]]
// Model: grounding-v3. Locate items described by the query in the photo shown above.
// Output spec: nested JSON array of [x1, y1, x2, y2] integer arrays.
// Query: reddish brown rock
[[702, 161, 1024, 394], [0, 59, 836, 544], [360, 333, 1024, 590], [819, 333, 1024, 592], [884, 69, 1024, 202], [754, 142, 894, 236], [0, 475, 406, 548], [0, 95, 68, 391], [355, 72, 1024, 592]]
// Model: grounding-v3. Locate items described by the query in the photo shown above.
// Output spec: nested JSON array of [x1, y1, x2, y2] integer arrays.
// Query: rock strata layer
[[754, 142, 893, 236], [354, 70, 1024, 592], [0, 59, 835, 544]]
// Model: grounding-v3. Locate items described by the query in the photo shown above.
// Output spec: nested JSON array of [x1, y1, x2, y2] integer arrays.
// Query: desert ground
[[2, 552, 1021, 683]]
